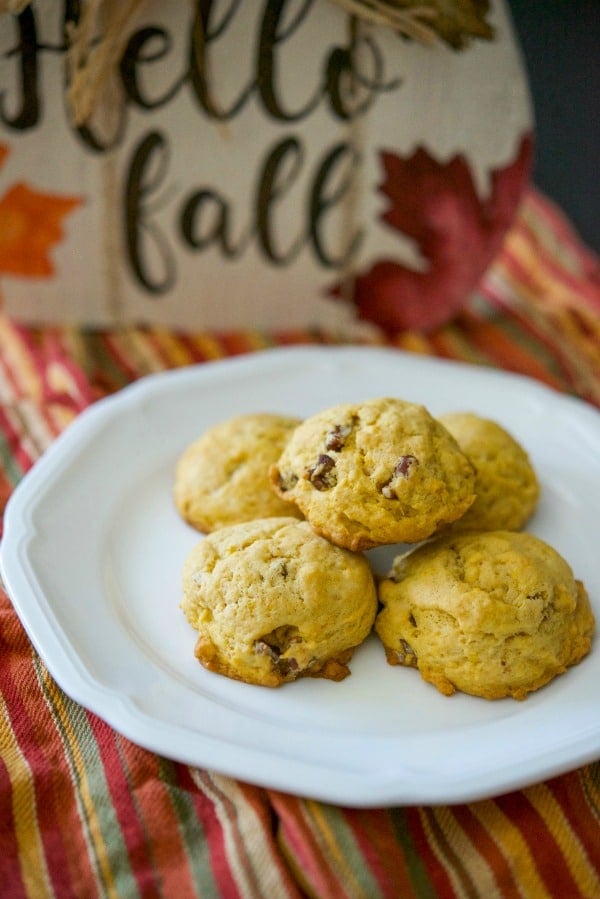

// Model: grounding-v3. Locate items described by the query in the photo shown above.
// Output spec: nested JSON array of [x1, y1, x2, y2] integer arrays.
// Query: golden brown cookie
[[376, 530, 595, 700], [181, 517, 378, 687], [438, 412, 540, 533], [269, 398, 476, 551], [174, 413, 303, 532]]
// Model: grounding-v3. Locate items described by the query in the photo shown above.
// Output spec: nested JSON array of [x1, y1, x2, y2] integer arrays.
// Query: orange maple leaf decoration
[[0, 143, 82, 278]]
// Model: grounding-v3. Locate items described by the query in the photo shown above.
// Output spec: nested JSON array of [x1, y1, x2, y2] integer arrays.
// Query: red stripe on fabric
[[545, 772, 600, 876], [100, 334, 144, 382], [143, 329, 180, 370], [213, 333, 257, 356], [451, 804, 513, 895], [480, 285, 579, 391], [0, 466, 15, 533], [447, 312, 565, 389], [0, 752, 27, 899], [269, 793, 353, 899], [86, 715, 162, 898], [117, 742, 199, 899], [171, 332, 212, 365], [526, 191, 600, 281], [404, 806, 457, 899], [344, 808, 420, 898], [0, 599, 91, 898], [498, 221, 600, 315], [177, 766, 242, 899], [235, 781, 305, 897], [494, 790, 582, 897]]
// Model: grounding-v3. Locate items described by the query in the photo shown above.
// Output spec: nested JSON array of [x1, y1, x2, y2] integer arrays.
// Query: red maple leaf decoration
[[0, 143, 82, 279], [333, 132, 533, 331]]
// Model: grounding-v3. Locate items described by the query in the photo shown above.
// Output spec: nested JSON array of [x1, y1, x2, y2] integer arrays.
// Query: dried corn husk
[[0, 0, 493, 123]]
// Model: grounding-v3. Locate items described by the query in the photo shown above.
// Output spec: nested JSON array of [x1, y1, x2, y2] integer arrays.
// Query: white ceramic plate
[[2, 346, 599, 807]]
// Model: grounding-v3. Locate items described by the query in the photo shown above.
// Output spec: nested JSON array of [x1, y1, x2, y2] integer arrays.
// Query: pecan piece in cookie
[[304, 453, 337, 490], [381, 455, 419, 498], [325, 423, 353, 451]]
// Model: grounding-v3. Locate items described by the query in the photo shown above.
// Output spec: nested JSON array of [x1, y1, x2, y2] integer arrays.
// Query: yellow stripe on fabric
[[525, 784, 600, 897], [417, 808, 480, 899], [392, 331, 434, 354], [488, 267, 600, 405], [189, 333, 226, 360], [428, 807, 503, 899], [113, 329, 168, 377], [301, 800, 378, 898], [36, 667, 121, 899], [241, 330, 274, 352], [0, 697, 53, 899], [470, 800, 551, 899], [150, 327, 196, 368], [0, 317, 43, 402]]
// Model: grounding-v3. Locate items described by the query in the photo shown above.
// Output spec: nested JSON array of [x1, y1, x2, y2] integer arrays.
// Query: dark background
[[506, 0, 599, 253]]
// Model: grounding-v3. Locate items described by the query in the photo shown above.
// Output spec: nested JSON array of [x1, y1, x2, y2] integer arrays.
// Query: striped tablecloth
[[1, 188, 599, 898]]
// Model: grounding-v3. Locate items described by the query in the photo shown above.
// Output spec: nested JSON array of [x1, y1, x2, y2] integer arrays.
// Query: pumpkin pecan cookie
[[438, 412, 540, 533], [181, 517, 377, 687], [174, 413, 303, 532], [376, 530, 595, 700], [269, 398, 476, 551]]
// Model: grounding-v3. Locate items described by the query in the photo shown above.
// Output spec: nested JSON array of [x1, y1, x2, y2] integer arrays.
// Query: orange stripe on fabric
[[0, 697, 53, 899], [187, 332, 227, 361], [524, 191, 600, 278], [0, 752, 27, 899], [481, 278, 582, 391], [0, 594, 96, 897], [482, 271, 600, 405], [449, 312, 565, 390], [387, 331, 435, 355], [510, 210, 600, 314], [501, 225, 600, 318], [145, 327, 196, 370]]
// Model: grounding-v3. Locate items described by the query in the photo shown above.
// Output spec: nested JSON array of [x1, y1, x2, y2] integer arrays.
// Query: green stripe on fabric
[[78, 330, 133, 392], [309, 803, 390, 898], [33, 657, 140, 899], [0, 432, 24, 486], [113, 736, 165, 898], [482, 301, 574, 389], [156, 759, 221, 898], [389, 809, 439, 899]]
